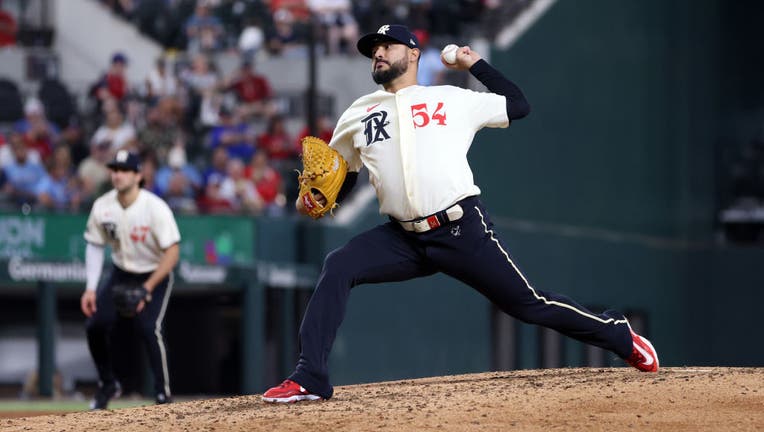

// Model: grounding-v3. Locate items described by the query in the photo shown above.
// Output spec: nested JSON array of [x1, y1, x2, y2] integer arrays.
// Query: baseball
[[441, 44, 459, 64]]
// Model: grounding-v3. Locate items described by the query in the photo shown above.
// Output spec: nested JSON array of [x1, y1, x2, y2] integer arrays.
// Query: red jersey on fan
[[0, 8, 17, 47], [232, 74, 272, 103], [244, 163, 282, 203], [105, 72, 127, 100]]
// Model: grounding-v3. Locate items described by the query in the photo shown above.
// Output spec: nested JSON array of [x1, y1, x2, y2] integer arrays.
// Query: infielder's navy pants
[[86, 265, 173, 396], [290, 196, 633, 399]]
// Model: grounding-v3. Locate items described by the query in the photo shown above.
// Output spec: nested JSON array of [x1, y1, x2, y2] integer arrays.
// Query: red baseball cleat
[[626, 329, 659, 372], [262, 380, 322, 403]]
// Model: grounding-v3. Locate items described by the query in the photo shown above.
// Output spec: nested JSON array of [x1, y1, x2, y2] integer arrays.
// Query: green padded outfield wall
[[0, 213, 255, 265], [482, 0, 721, 236], [475, 0, 764, 367]]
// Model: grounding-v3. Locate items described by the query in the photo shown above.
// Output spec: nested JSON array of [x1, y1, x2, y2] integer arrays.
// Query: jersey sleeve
[[83, 205, 106, 246], [151, 198, 181, 249], [464, 88, 509, 129], [329, 108, 363, 172]]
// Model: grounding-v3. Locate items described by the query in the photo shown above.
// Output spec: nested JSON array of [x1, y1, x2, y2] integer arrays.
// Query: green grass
[[0, 399, 152, 412]]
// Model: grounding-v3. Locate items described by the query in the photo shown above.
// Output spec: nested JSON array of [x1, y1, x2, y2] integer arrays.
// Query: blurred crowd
[[0, 0, 532, 216], [0, 48, 320, 216], [98, 0, 527, 59]]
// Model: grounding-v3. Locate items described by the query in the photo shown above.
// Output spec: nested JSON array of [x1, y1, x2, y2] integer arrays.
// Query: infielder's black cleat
[[155, 392, 172, 405], [90, 380, 122, 410]]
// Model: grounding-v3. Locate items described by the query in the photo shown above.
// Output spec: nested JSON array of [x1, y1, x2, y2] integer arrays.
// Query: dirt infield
[[3, 367, 762, 431], [0, 411, 57, 419]]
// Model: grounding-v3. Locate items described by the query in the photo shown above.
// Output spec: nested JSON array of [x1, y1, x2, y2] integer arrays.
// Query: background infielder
[[80, 150, 180, 409], [263, 24, 659, 403]]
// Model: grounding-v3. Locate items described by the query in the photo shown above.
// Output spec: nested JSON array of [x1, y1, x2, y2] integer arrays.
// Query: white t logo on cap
[[378, 25, 390, 35], [116, 150, 129, 162]]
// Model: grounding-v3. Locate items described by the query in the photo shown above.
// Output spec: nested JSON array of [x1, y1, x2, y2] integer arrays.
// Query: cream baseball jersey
[[84, 189, 181, 273], [330, 84, 508, 221]]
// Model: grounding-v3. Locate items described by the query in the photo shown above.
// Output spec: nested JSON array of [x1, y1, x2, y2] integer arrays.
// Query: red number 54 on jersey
[[411, 102, 447, 128]]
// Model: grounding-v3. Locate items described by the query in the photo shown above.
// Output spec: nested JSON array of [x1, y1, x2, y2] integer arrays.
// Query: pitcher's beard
[[372, 58, 408, 84]]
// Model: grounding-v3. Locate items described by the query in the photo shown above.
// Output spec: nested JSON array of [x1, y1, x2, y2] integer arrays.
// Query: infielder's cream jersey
[[84, 189, 181, 273], [330, 84, 508, 221]]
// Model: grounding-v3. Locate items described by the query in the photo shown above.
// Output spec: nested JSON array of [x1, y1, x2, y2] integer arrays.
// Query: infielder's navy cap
[[357, 24, 419, 58], [107, 150, 141, 172], [111, 52, 128, 64]]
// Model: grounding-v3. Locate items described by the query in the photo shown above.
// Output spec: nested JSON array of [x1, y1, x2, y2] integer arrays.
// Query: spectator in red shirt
[[244, 151, 283, 208], [104, 53, 128, 100], [197, 171, 236, 214], [257, 115, 297, 163], [15, 98, 59, 162], [0, 0, 17, 47], [91, 53, 129, 106], [224, 60, 274, 120], [268, 0, 310, 21]]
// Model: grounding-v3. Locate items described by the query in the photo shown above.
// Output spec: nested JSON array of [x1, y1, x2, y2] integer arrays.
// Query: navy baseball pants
[[86, 264, 173, 397], [290, 196, 633, 399]]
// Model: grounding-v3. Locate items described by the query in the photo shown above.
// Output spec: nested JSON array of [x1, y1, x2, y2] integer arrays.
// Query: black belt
[[393, 197, 474, 233]]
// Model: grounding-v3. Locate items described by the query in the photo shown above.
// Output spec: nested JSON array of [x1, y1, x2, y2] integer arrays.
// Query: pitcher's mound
[[4, 367, 763, 431]]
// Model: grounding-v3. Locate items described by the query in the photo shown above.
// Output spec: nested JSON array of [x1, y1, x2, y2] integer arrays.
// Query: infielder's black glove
[[112, 283, 151, 317]]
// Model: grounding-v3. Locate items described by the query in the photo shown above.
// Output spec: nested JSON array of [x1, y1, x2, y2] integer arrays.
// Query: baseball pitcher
[[263, 24, 659, 403]]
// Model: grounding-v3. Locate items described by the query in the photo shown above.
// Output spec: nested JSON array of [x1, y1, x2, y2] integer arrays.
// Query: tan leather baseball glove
[[298, 136, 348, 219]]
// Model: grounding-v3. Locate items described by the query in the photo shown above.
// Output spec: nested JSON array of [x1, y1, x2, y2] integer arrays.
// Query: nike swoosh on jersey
[[366, 103, 381, 112], [634, 340, 654, 366]]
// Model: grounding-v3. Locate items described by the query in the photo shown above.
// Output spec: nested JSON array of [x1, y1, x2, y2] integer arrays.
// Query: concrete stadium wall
[[52, 0, 162, 88]]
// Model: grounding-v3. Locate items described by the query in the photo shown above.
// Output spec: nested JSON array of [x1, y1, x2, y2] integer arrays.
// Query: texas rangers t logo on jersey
[[102, 222, 118, 241], [361, 111, 390, 145]]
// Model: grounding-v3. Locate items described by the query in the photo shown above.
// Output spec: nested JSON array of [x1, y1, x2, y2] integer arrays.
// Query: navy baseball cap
[[357, 24, 420, 58], [107, 150, 141, 172], [112, 52, 128, 64]]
